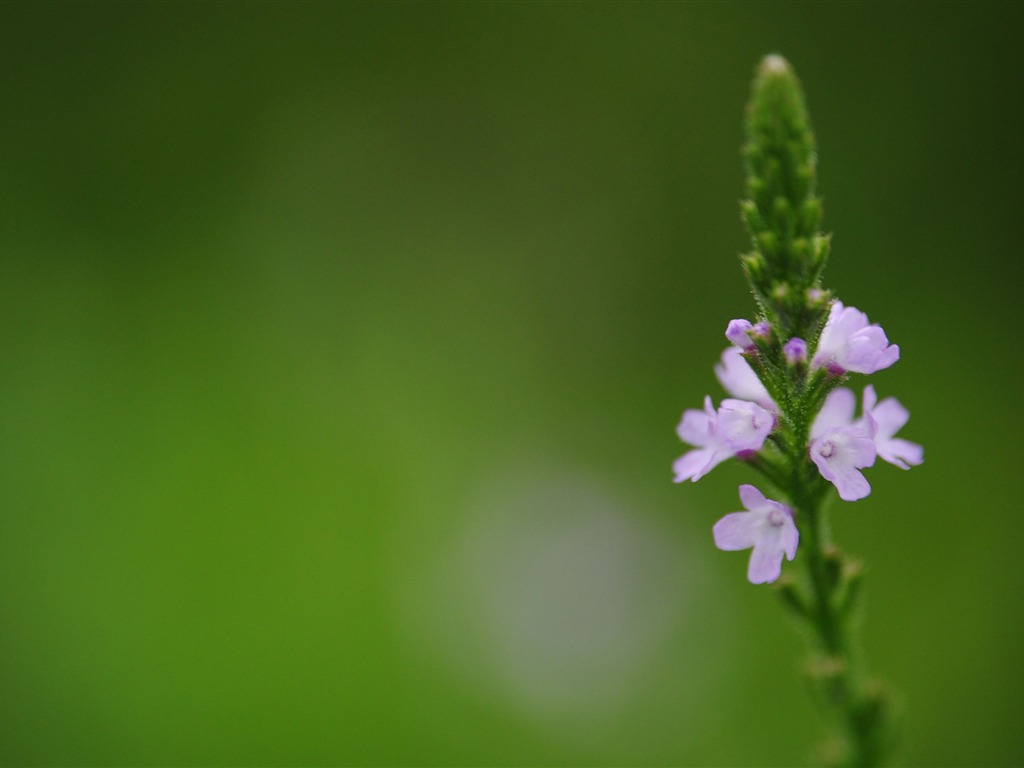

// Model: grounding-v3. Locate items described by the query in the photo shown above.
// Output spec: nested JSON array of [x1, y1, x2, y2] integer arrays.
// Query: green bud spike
[[742, 54, 829, 340]]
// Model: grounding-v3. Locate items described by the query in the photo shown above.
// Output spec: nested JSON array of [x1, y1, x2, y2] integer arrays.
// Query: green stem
[[791, 468, 892, 767]]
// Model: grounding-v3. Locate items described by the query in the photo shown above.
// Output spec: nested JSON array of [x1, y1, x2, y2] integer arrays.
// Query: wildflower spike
[[672, 54, 922, 765]]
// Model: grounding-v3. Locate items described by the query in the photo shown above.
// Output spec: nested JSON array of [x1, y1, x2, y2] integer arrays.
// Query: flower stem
[[787, 470, 895, 767]]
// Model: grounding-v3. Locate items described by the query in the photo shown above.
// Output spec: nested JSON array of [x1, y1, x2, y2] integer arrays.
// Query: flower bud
[[784, 337, 807, 365], [725, 319, 755, 350]]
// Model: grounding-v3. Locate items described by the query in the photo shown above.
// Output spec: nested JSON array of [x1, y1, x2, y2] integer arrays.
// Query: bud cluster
[[741, 54, 834, 349]]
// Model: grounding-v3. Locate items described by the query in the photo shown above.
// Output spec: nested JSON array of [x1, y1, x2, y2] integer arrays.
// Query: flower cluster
[[675, 301, 922, 583]]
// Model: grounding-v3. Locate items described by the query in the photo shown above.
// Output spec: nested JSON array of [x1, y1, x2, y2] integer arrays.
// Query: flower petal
[[713, 511, 761, 551], [714, 348, 774, 409], [677, 407, 712, 446], [869, 395, 910, 438], [747, 539, 784, 584], [737, 483, 768, 512], [845, 328, 899, 374], [673, 447, 723, 483], [832, 469, 871, 501], [780, 515, 799, 561], [811, 388, 856, 438], [862, 384, 878, 412], [878, 437, 924, 469], [718, 399, 774, 451]]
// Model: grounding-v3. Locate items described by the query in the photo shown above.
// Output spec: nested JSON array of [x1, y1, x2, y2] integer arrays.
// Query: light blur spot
[[394, 462, 723, 748], [476, 478, 683, 719]]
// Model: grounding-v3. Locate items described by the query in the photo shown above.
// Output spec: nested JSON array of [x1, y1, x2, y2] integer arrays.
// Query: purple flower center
[[819, 439, 836, 459], [768, 508, 787, 527]]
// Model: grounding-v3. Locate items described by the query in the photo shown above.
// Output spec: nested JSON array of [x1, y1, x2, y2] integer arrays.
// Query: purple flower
[[725, 319, 755, 350], [862, 385, 924, 470], [725, 319, 770, 350], [810, 427, 876, 501], [714, 347, 777, 411], [811, 301, 900, 375], [713, 484, 798, 584], [809, 388, 876, 500], [674, 396, 774, 483], [783, 337, 807, 365], [810, 385, 923, 482]]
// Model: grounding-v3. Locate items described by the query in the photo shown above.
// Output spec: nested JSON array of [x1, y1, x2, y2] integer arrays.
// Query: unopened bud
[[725, 319, 756, 350], [784, 337, 807, 365]]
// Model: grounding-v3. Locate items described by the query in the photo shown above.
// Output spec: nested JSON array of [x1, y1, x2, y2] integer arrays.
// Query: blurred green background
[[2, 2, 1022, 765]]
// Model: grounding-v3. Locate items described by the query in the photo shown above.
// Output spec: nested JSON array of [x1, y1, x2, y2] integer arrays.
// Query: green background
[[2, 2, 1021, 765]]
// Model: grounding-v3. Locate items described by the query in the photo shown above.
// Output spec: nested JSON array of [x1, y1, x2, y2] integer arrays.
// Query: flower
[[809, 388, 876, 500], [674, 396, 774, 483], [811, 301, 900, 375], [809, 386, 923, 494], [725, 319, 755, 350], [810, 426, 876, 501], [713, 484, 798, 584], [714, 347, 776, 411], [725, 319, 770, 351]]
